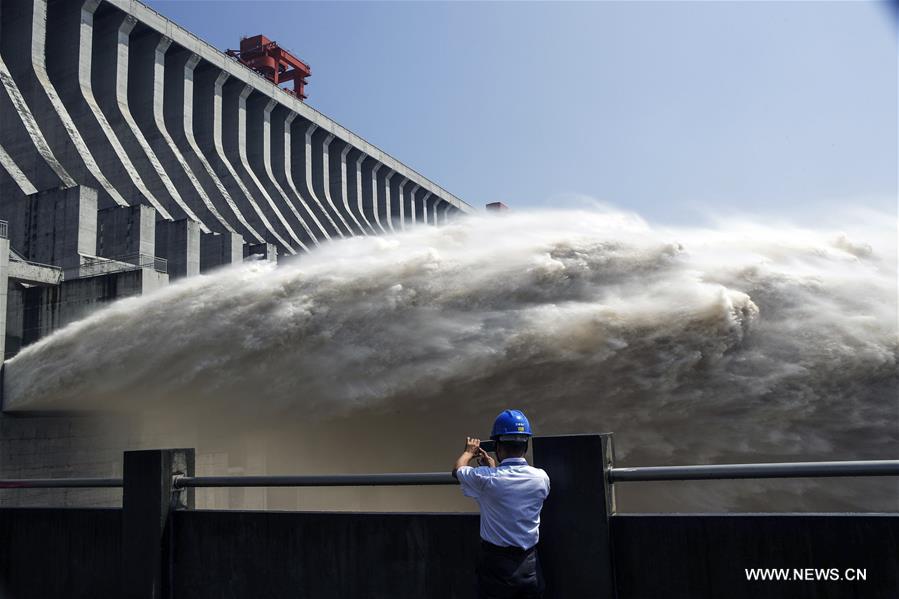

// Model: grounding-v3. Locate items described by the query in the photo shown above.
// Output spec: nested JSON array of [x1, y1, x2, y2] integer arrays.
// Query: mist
[[6, 208, 897, 511]]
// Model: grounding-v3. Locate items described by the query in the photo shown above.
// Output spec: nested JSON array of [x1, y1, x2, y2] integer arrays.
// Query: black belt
[[480, 540, 536, 556]]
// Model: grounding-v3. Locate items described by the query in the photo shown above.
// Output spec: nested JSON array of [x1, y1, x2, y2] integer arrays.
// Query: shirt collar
[[500, 457, 528, 466]]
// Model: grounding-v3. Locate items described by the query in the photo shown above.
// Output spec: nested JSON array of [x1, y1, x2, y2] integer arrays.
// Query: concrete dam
[[0, 0, 474, 365], [0, 2, 896, 597]]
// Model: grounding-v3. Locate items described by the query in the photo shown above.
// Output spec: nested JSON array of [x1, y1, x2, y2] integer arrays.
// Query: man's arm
[[452, 437, 482, 478]]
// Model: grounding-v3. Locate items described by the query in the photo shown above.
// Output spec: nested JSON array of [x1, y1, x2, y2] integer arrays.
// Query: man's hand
[[476, 447, 497, 468], [465, 437, 481, 456], [453, 436, 493, 477]]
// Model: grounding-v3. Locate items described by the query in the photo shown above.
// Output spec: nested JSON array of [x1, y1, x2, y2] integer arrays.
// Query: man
[[452, 409, 551, 599]]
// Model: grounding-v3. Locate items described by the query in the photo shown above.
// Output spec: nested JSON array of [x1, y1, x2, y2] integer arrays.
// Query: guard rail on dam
[[0, 0, 474, 364], [0, 434, 896, 599]]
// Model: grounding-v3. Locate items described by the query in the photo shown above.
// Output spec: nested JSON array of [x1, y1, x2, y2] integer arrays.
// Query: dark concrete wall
[[1, 506, 897, 599], [172, 510, 480, 599], [0, 508, 121, 599], [3, 186, 98, 269], [612, 514, 899, 599], [17, 268, 157, 347], [97, 204, 156, 259]]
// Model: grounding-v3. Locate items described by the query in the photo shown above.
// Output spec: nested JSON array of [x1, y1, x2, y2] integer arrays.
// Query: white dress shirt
[[455, 457, 551, 550]]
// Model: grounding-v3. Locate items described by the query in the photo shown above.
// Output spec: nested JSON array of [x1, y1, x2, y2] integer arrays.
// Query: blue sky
[[146, 1, 897, 225]]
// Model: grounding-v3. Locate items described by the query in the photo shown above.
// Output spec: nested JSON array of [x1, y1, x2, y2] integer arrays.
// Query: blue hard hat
[[490, 409, 533, 440]]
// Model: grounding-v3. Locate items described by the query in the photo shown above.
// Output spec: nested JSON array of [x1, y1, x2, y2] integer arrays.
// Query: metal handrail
[[608, 460, 899, 482], [68, 253, 168, 278], [174, 473, 458, 488], [9, 255, 63, 271], [3, 460, 897, 490], [0, 478, 123, 489]]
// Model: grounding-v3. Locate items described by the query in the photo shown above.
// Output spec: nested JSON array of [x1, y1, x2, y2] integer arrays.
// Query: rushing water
[[7, 209, 897, 510]]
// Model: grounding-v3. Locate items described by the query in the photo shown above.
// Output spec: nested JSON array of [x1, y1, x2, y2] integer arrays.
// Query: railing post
[[122, 448, 195, 599], [532, 433, 616, 599], [0, 233, 9, 367]]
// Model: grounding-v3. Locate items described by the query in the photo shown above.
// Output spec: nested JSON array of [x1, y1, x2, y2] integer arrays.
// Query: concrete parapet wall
[[0, 435, 895, 599], [0, 508, 122, 597], [172, 510, 480, 599], [3, 506, 895, 599], [612, 514, 899, 599]]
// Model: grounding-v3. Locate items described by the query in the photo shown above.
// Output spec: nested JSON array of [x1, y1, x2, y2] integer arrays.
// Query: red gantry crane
[[226, 35, 311, 100]]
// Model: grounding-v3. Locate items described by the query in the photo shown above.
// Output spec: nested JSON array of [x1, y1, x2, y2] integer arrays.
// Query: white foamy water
[[6, 209, 897, 510]]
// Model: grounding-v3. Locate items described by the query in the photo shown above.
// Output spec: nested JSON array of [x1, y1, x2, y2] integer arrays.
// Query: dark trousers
[[476, 540, 544, 599]]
